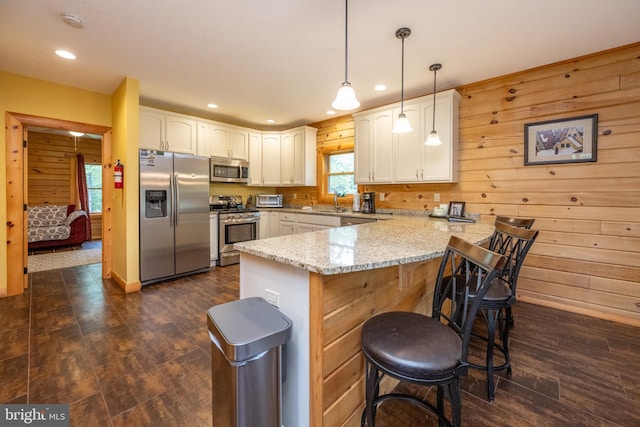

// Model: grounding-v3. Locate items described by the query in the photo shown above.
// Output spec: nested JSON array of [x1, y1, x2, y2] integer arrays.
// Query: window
[[327, 151, 357, 195], [84, 164, 102, 213]]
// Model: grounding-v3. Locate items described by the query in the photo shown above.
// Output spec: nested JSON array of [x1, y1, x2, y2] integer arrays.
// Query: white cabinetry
[[248, 132, 263, 186], [269, 212, 280, 237], [209, 213, 218, 266], [279, 212, 296, 236], [394, 90, 460, 183], [354, 110, 393, 183], [210, 125, 248, 159], [140, 107, 196, 154], [259, 211, 270, 239], [281, 126, 317, 186], [258, 134, 282, 186], [354, 89, 460, 184], [196, 122, 248, 160], [296, 214, 340, 233]]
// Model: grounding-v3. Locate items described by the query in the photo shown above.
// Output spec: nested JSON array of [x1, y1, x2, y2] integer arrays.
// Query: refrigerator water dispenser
[[145, 190, 167, 218]]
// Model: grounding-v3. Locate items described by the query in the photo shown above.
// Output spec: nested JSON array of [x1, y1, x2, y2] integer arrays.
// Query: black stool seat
[[362, 312, 462, 380]]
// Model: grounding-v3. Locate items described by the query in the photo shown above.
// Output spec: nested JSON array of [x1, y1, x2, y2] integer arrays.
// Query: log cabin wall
[[280, 43, 640, 326], [28, 131, 103, 239]]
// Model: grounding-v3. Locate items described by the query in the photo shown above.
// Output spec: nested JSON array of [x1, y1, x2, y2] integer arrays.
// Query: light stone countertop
[[235, 214, 495, 275]]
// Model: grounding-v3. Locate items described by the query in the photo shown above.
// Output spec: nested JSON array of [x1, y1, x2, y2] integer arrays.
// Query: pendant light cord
[[343, 0, 349, 84], [400, 35, 405, 113], [431, 65, 437, 131]]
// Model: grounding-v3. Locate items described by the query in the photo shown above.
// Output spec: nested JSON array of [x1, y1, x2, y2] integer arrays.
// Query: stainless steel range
[[210, 195, 260, 266]]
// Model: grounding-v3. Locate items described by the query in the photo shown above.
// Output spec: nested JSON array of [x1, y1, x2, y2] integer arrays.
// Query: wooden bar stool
[[360, 236, 507, 427]]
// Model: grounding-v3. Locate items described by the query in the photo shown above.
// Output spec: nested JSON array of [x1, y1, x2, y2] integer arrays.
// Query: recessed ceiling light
[[61, 13, 85, 29], [374, 84, 387, 91], [207, 103, 218, 109], [55, 49, 76, 60], [326, 110, 336, 115], [266, 119, 276, 124]]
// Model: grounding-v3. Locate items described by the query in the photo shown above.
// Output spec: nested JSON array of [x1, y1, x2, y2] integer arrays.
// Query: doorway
[[5, 112, 112, 296]]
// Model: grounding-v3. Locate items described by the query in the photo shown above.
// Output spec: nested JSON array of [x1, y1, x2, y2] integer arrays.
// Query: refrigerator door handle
[[174, 172, 180, 227], [169, 173, 176, 227]]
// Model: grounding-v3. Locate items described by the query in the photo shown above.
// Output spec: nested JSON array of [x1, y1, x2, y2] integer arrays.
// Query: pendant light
[[332, 0, 360, 110], [392, 27, 412, 133], [69, 130, 84, 151], [425, 63, 442, 146]]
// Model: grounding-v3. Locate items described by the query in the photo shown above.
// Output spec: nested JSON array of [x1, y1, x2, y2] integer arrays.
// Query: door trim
[[5, 112, 112, 296]]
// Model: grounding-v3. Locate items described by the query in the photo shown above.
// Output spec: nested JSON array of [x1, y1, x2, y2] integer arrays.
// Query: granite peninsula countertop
[[235, 211, 495, 275]]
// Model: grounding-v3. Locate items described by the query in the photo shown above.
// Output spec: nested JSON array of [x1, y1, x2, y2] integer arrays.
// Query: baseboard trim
[[111, 270, 141, 293], [519, 293, 640, 327]]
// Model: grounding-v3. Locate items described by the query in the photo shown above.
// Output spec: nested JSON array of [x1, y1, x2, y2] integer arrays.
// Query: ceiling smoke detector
[[61, 13, 85, 29]]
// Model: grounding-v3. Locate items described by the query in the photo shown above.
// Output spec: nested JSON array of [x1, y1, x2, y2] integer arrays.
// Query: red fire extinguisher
[[114, 160, 124, 189]]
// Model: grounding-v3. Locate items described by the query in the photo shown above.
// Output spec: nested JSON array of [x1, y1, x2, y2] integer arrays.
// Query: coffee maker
[[362, 192, 375, 213]]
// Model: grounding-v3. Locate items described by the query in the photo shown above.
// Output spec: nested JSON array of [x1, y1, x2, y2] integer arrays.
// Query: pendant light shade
[[332, 0, 360, 110], [425, 63, 442, 146], [392, 27, 412, 134], [332, 82, 360, 110]]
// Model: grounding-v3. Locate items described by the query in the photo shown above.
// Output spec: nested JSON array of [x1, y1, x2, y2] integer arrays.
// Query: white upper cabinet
[[354, 109, 393, 183], [140, 107, 196, 154], [260, 133, 282, 186], [248, 126, 317, 187], [355, 89, 460, 184], [248, 132, 262, 186], [419, 90, 460, 182], [210, 125, 248, 160], [281, 126, 317, 186]]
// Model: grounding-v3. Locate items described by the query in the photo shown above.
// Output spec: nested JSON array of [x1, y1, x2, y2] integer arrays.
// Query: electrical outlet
[[265, 289, 280, 308], [379, 193, 384, 201], [293, 193, 297, 199], [434, 193, 440, 202]]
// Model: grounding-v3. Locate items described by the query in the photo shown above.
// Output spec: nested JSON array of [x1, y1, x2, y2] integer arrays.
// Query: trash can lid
[[207, 297, 293, 362]]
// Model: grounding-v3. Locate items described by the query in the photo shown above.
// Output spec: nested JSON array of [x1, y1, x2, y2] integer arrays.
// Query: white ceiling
[[1, 0, 639, 131]]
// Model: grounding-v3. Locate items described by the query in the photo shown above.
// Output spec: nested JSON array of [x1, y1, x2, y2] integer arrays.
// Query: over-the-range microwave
[[210, 156, 249, 183]]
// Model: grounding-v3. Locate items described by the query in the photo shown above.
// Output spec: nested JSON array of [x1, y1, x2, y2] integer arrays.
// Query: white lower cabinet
[[210, 213, 218, 266], [259, 211, 270, 239], [277, 213, 341, 235], [269, 212, 280, 237], [279, 212, 296, 236], [296, 214, 340, 233]]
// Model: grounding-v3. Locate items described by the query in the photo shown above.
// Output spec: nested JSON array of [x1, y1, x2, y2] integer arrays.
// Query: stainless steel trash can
[[207, 297, 293, 427]]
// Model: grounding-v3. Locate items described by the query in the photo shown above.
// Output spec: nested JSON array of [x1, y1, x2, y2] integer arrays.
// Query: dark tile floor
[[1, 263, 639, 426]]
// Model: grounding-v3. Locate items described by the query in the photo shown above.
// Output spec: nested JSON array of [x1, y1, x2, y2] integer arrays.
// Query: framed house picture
[[524, 114, 598, 166], [448, 201, 465, 217]]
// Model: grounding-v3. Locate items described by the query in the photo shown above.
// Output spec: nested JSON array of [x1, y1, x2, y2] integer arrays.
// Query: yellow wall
[[0, 71, 112, 295], [111, 78, 141, 287]]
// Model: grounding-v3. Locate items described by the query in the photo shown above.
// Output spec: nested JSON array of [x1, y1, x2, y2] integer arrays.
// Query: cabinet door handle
[[416, 169, 419, 179], [166, 141, 169, 150], [421, 168, 424, 179]]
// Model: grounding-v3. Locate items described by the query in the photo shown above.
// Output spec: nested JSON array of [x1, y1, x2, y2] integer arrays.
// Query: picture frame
[[448, 201, 465, 217], [524, 114, 598, 166]]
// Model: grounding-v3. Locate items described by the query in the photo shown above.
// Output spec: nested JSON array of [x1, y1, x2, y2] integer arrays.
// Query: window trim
[[317, 143, 360, 205]]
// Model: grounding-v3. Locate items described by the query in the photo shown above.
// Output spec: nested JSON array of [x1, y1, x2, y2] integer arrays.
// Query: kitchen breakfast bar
[[235, 215, 494, 427]]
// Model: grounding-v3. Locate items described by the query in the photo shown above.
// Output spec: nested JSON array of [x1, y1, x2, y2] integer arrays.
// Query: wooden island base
[[240, 252, 442, 427]]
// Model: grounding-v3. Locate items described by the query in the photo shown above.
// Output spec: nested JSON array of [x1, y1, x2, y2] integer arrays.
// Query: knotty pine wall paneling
[[284, 43, 640, 326], [28, 131, 103, 239]]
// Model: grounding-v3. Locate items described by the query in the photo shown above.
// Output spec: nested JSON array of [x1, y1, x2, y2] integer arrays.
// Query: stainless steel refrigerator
[[139, 150, 210, 285]]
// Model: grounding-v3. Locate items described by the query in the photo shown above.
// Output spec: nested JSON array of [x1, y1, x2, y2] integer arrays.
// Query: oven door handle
[[221, 218, 259, 224]]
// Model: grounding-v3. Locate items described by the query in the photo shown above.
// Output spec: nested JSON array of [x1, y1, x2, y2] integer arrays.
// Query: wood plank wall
[[281, 43, 640, 326], [28, 131, 103, 239]]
